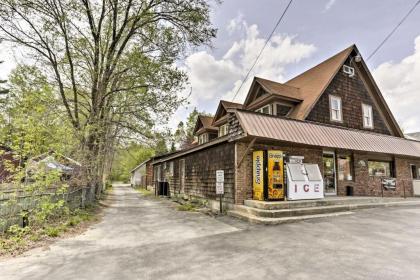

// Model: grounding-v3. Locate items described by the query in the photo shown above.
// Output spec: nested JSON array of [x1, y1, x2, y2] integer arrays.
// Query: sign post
[[216, 170, 224, 214]]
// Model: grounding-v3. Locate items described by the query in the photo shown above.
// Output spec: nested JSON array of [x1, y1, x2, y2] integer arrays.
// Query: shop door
[[323, 152, 336, 195]]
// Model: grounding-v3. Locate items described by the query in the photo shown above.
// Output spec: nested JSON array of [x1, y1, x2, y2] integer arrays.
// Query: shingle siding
[[306, 61, 392, 135]]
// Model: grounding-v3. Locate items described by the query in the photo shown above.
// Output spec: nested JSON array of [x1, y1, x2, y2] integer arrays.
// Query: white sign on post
[[216, 182, 224, 195], [216, 170, 224, 195], [216, 170, 224, 183]]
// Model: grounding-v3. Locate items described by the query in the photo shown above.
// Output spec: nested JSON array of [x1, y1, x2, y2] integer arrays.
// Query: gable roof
[[193, 115, 217, 134], [213, 100, 243, 124], [245, 44, 403, 137], [285, 45, 354, 120], [243, 77, 302, 107]]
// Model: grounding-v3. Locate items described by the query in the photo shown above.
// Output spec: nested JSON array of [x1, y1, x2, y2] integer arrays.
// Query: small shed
[[130, 159, 153, 189]]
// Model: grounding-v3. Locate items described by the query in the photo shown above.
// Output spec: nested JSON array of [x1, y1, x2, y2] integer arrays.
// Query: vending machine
[[252, 150, 285, 201]]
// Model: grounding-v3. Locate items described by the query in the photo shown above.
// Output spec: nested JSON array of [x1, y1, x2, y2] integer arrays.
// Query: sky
[[1, 0, 420, 133]]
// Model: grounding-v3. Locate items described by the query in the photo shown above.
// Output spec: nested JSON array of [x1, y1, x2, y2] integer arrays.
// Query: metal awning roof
[[235, 110, 420, 158]]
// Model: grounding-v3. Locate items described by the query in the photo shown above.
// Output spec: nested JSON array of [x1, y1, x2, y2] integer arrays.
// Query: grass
[[135, 187, 153, 196], [177, 203, 197, 212], [0, 206, 99, 257]]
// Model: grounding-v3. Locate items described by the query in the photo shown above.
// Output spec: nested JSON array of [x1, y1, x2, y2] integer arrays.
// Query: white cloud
[[373, 35, 420, 133], [226, 12, 245, 34], [177, 20, 315, 115], [324, 0, 337, 12]]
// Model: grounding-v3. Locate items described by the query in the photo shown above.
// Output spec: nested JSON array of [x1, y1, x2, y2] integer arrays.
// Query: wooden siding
[[306, 59, 392, 135]]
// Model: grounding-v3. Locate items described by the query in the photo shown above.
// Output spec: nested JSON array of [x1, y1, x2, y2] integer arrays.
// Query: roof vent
[[343, 65, 355, 77]]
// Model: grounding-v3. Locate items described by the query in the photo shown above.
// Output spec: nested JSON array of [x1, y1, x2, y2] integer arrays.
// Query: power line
[[231, 0, 293, 102], [367, 0, 420, 61]]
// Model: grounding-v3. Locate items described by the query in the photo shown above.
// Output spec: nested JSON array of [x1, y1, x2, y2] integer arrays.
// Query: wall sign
[[382, 178, 396, 190]]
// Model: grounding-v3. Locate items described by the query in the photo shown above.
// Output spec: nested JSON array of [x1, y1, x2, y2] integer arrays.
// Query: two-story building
[[152, 44, 420, 209]]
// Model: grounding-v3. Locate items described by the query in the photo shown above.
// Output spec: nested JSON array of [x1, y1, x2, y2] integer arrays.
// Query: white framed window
[[329, 95, 342, 122], [218, 123, 229, 137], [255, 104, 272, 115], [362, 103, 373, 128], [274, 103, 292, 117], [198, 133, 208, 145]]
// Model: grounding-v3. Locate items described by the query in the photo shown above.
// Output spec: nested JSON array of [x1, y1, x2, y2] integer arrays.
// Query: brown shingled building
[[151, 45, 420, 216]]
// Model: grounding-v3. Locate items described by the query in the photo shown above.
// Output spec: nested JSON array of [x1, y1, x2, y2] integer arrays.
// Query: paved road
[[1, 184, 420, 280]]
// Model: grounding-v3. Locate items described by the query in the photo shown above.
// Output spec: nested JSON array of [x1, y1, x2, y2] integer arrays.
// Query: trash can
[[346, 186, 354, 196]]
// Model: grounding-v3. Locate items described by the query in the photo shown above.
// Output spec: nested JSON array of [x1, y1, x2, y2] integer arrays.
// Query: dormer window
[[329, 95, 342, 122], [198, 133, 208, 145], [274, 103, 292, 117], [219, 123, 228, 137], [256, 104, 271, 115], [362, 103, 373, 128]]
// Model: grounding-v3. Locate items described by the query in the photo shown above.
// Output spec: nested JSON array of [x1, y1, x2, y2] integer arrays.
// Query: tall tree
[[173, 107, 209, 149], [0, 0, 217, 195]]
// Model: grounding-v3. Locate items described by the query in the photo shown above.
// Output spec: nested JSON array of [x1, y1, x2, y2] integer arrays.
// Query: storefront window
[[368, 160, 393, 177], [338, 156, 353, 181]]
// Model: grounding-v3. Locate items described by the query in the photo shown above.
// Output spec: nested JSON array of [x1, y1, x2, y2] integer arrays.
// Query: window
[[338, 156, 353, 181], [368, 160, 394, 177], [256, 104, 272, 115], [329, 95, 342, 122], [411, 165, 420, 179], [198, 133, 208, 145], [362, 104, 373, 128], [275, 104, 292, 117], [218, 123, 229, 137], [168, 161, 174, 176]]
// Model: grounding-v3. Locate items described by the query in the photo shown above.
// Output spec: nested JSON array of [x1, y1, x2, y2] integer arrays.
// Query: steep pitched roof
[[243, 77, 302, 107], [285, 45, 354, 120], [213, 100, 243, 124], [193, 115, 217, 134]]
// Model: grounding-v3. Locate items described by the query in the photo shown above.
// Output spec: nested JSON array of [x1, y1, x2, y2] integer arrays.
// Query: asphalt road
[[1, 184, 420, 280]]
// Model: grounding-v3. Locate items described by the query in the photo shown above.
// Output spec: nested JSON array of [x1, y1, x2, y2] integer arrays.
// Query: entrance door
[[323, 152, 336, 195]]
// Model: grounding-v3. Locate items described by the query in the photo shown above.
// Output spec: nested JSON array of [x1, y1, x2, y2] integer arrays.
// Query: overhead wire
[[231, 0, 293, 101]]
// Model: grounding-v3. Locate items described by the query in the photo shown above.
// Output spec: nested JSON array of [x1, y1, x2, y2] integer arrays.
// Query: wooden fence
[[0, 185, 95, 232]]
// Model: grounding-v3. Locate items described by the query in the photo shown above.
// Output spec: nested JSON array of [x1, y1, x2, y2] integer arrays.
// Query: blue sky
[[1, 0, 419, 133], [172, 0, 420, 133]]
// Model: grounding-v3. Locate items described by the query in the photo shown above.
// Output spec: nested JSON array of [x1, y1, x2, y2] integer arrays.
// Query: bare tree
[[0, 0, 217, 195]]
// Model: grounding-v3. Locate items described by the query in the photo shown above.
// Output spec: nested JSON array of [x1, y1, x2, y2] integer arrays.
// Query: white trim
[[218, 123, 229, 137], [255, 104, 272, 115], [329, 95, 343, 122], [273, 102, 293, 117], [362, 103, 374, 129]]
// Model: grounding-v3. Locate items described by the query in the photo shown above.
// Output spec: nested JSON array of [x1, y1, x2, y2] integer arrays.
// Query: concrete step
[[236, 200, 420, 218], [227, 210, 354, 225], [243, 197, 415, 210], [229, 199, 420, 225], [233, 204, 351, 218]]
